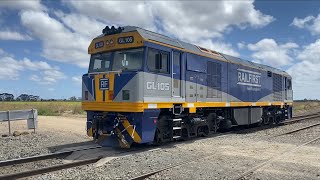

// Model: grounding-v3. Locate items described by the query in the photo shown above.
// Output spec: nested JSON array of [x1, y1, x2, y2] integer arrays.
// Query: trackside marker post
[[7, 110, 11, 136]]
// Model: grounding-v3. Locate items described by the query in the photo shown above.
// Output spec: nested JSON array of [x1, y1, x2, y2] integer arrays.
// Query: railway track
[[0, 145, 158, 180], [1, 112, 319, 180], [130, 113, 320, 180], [130, 136, 320, 180], [0, 157, 102, 180], [285, 112, 320, 124], [276, 122, 320, 137], [0, 145, 102, 180], [236, 136, 320, 180], [234, 115, 320, 179]]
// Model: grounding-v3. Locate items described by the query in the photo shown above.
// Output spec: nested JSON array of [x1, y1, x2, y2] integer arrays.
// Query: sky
[[0, 0, 320, 100]]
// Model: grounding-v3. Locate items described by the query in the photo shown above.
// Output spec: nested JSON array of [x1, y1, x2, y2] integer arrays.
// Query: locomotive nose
[[82, 72, 116, 102]]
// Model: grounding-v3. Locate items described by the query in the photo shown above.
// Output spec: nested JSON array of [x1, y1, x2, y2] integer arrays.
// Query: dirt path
[[0, 115, 87, 136], [37, 116, 87, 135]]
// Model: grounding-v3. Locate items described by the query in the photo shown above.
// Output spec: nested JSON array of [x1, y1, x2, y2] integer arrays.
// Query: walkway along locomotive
[[82, 26, 293, 148]]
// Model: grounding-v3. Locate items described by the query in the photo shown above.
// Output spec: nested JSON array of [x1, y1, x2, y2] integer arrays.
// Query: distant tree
[[69, 96, 77, 101]]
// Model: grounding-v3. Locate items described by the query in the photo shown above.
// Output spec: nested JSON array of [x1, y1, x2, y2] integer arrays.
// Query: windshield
[[89, 53, 112, 72], [89, 48, 144, 73]]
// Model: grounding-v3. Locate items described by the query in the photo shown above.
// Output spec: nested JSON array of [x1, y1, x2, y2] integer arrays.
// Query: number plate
[[118, 36, 134, 44], [95, 41, 104, 49], [99, 78, 109, 90]]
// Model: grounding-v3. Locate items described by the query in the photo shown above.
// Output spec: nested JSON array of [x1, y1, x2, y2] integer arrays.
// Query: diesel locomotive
[[82, 26, 293, 148]]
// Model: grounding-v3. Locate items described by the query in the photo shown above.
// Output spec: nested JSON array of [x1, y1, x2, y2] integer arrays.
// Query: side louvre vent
[[207, 61, 221, 98], [273, 73, 283, 101]]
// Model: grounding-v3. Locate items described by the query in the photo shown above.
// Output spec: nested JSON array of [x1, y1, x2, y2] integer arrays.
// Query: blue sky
[[0, 0, 320, 100]]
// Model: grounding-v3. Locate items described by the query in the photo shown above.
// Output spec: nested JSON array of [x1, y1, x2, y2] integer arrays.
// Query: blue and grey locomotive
[[82, 26, 293, 148]]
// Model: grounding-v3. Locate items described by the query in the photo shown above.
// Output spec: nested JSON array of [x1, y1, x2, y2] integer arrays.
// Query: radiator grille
[[273, 73, 283, 101], [207, 61, 221, 98]]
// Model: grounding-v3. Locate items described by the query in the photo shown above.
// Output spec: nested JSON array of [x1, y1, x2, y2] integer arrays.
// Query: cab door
[[172, 51, 181, 97], [196, 73, 206, 102]]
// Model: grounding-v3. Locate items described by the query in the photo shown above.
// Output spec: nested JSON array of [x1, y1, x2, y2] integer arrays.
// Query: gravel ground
[[0, 115, 319, 180], [0, 131, 93, 177], [0, 131, 91, 161]]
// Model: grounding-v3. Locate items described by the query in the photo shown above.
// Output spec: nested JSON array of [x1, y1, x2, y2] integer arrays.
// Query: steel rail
[[130, 113, 320, 180], [0, 146, 150, 180], [275, 122, 320, 137], [1, 113, 319, 179], [284, 113, 320, 124], [0, 145, 101, 167], [0, 157, 102, 180], [235, 136, 320, 180], [131, 135, 320, 180], [292, 112, 320, 119]]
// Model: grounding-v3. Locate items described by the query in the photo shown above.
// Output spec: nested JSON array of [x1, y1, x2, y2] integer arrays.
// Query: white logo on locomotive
[[146, 82, 170, 91], [237, 69, 261, 87]]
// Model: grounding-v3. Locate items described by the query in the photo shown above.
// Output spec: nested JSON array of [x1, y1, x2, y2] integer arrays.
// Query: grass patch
[[293, 101, 320, 114], [0, 101, 84, 116], [0, 101, 316, 116]]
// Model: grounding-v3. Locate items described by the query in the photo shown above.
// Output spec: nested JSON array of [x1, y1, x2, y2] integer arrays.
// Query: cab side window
[[147, 48, 169, 73], [288, 79, 292, 90]]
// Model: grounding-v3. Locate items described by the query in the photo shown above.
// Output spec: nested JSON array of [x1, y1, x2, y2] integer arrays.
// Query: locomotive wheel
[[181, 128, 189, 140], [263, 116, 270, 125], [275, 115, 281, 124], [197, 126, 203, 137], [197, 125, 209, 137], [219, 119, 232, 132], [203, 125, 209, 137], [153, 128, 163, 145]]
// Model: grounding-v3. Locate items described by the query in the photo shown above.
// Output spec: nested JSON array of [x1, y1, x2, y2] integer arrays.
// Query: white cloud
[[291, 16, 314, 28], [20, 10, 91, 68], [22, 58, 53, 70], [40, 70, 66, 84], [29, 75, 41, 82], [13, 1, 274, 68], [0, 0, 46, 11], [29, 71, 66, 85], [54, 11, 105, 38], [291, 14, 320, 35], [297, 39, 320, 63], [286, 39, 320, 99], [72, 76, 82, 84], [247, 38, 298, 67], [64, 1, 155, 30], [287, 61, 320, 99], [237, 42, 246, 49], [0, 50, 65, 84], [0, 30, 32, 41], [0, 56, 24, 80], [149, 1, 274, 42], [64, 1, 273, 55], [198, 39, 239, 57]]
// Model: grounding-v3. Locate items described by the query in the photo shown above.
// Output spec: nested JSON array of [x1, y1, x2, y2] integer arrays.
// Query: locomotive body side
[[82, 26, 293, 148]]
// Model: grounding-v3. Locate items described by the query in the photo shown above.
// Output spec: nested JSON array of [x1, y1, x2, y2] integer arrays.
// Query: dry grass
[[0, 101, 83, 116], [293, 101, 320, 114], [0, 101, 317, 116]]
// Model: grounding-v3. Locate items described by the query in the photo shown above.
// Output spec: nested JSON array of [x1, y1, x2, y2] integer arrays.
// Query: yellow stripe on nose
[[121, 119, 142, 143], [94, 74, 103, 102], [87, 127, 93, 137]]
